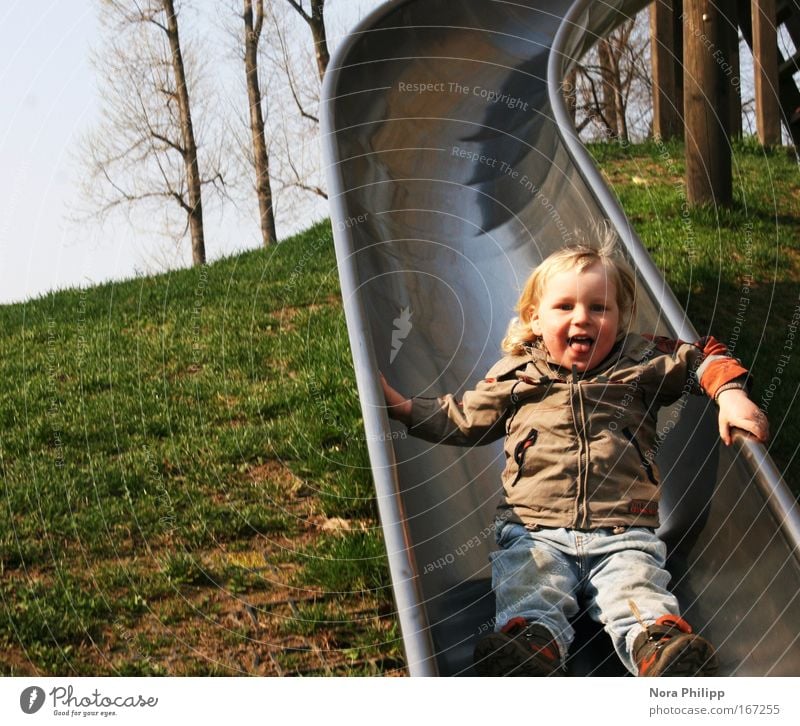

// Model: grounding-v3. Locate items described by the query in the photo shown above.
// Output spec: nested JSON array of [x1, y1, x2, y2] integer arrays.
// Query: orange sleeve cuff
[[695, 336, 749, 398], [699, 359, 749, 399]]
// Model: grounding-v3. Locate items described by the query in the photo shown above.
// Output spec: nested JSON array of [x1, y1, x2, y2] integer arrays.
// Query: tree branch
[[283, 0, 311, 23], [253, 0, 264, 41], [273, 16, 319, 122]]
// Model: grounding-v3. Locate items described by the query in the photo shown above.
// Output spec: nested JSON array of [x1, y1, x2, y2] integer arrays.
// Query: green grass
[[297, 530, 393, 596], [589, 137, 800, 491], [0, 220, 402, 675]]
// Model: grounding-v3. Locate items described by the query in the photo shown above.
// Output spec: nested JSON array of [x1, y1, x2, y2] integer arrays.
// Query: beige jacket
[[408, 334, 748, 530]]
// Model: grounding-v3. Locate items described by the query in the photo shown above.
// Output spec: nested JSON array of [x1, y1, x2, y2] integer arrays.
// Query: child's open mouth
[[568, 335, 593, 354]]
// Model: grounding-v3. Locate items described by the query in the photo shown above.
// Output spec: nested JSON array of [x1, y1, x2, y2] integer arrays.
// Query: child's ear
[[528, 307, 542, 336]]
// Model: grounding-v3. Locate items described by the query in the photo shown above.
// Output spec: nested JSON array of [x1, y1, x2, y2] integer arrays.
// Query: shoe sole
[[473, 633, 561, 677], [648, 636, 719, 676]]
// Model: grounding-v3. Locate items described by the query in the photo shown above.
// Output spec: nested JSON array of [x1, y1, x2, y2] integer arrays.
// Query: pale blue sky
[[1, 1, 106, 305], [0, 0, 382, 305]]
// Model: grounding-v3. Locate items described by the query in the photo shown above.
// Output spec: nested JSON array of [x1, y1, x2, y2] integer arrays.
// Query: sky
[[0, 0, 383, 306], [1, 1, 106, 305]]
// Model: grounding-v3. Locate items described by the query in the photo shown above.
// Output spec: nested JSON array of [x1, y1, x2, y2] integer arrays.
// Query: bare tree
[[243, 0, 278, 246], [563, 68, 578, 124], [271, 6, 320, 126], [283, 0, 329, 80], [598, 38, 621, 139], [573, 13, 652, 142], [264, 1, 328, 203], [79, 0, 225, 265]]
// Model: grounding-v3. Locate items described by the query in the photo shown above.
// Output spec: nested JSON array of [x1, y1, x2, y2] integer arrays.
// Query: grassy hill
[[0, 222, 403, 675], [1, 139, 797, 676]]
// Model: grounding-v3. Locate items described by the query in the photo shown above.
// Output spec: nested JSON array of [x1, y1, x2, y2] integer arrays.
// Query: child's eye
[[558, 303, 573, 311], [590, 304, 607, 312]]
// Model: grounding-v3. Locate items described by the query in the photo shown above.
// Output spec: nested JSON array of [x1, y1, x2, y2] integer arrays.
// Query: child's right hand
[[716, 388, 770, 446], [380, 372, 412, 425]]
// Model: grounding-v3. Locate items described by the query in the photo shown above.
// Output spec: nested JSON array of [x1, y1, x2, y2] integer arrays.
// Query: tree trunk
[[683, 0, 732, 206], [751, 0, 780, 146], [612, 51, 628, 142], [598, 40, 619, 139], [163, 0, 206, 265], [244, 0, 278, 247], [309, 0, 329, 81], [564, 68, 578, 124]]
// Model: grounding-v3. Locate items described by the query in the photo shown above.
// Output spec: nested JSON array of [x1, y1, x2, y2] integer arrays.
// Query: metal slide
[[321, 0, 800, 676]]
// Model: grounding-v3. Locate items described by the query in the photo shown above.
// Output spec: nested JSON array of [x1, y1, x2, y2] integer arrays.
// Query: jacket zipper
[[571, 368, 590, 528], [622, 427, 658, 485], [510, 428, 538, 487]]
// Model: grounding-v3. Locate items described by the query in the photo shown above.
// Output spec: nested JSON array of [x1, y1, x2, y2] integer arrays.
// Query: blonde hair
[[501, 228, 637, 356]]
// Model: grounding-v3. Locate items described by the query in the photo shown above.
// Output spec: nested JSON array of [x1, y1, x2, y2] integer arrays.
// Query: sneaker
[[633, 615, 718, 676], [474, 617, 563, 676]]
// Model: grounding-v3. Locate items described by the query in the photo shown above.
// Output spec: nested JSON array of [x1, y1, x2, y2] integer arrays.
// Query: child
[[381, 240, 768, 677]]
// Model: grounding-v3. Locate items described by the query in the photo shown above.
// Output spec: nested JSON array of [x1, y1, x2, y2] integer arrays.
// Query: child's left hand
[[716, 388, 769, 445]]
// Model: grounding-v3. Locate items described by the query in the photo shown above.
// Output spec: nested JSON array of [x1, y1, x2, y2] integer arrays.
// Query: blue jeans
[[491, 521, 681, 675]]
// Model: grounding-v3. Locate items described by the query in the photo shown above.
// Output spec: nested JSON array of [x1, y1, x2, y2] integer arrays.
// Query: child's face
[[529, 262, 620, 372]]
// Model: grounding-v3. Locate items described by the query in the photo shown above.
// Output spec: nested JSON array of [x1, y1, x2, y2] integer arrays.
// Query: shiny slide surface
[[321, 0, 800, 676]]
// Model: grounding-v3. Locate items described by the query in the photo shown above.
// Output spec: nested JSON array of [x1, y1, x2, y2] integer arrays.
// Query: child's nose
[[572, 304, 591, 323]]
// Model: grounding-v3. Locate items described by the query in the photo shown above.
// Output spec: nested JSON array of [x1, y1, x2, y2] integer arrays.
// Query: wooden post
[[683, 0, 732, 206], [727, 3, 743, 139], [751, 0, 781, 145], [651, 0, 682, 140], [673, 3, 684, 134]]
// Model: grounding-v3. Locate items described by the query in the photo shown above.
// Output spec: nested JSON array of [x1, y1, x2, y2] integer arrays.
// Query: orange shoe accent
[[533, 644, 557, 662], [639, 652, 658, 675], [500, 617, 528, 633], [654, 615, 692, 634]]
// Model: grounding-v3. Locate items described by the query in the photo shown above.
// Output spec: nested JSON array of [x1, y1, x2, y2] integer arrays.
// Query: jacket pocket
[[510, 428, 538, 487], [622, 427, 658, 485]]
